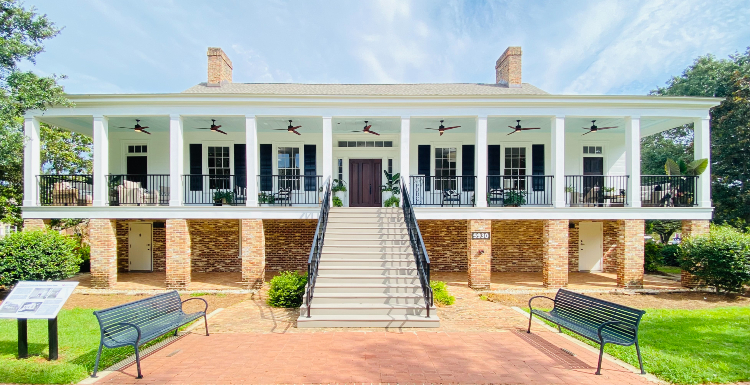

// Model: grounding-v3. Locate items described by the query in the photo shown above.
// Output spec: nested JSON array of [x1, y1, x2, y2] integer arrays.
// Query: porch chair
[[441, 190, 461, 207], [488, 188, 504, 206], [274, 187, 292, 206]]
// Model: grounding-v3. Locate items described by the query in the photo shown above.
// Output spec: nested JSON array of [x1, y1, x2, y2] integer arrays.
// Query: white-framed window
[[207, 146, 230, 189], [504, 147, 527, 189], [277, 147, 300, 190], [127, 145, 148, 154], [434, 147, 457, 190], [337, 159, 343, 182]]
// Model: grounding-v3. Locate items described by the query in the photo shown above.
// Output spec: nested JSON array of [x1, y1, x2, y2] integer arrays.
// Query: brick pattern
[[681, 219, 710, 288], [241, 219, 265, 288], [115, 220, 166, 272], [188, 220, 241, 272], [263, 219, 317, 272], [616, 220, 645, 288], [22, 219, 46, 231], [492, 220, 543, 272], [89, 219, 117, 289], [543, 220, 569, 288], [166, 219, 191, 289], [419, 220, 468, 271], [207, 47, 232, 84], [567, 221, 619, 273], [495, 46, 522, 87], [467, 220, 491, 289]]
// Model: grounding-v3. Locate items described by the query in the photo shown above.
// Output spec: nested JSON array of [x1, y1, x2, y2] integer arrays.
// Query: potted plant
[[381, 170, 401, 207], [331, 179, 347, 207], [504, 190, 526, 207], [213, 190, 234, 206], [565, 186, 574, 204]]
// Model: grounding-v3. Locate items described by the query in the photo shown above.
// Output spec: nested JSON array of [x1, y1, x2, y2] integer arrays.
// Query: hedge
[[0, 230, 81, 287]]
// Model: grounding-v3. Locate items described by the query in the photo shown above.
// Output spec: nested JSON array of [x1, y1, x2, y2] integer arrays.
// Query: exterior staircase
[[297, 207, 439, 328]]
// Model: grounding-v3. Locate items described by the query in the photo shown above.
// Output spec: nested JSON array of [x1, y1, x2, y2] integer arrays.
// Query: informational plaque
[[0, 281, 78, 320]]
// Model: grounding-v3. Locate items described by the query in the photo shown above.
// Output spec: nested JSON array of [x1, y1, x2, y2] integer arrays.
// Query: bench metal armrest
[[181, 297, 209, 314], [102, 322, 142, 345], [528, 295, 555, 312], [596, 321, 637, 342]]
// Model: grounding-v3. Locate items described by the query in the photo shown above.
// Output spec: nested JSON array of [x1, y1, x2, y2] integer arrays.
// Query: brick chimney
[[495, 47, 522, 87], [207, 47, 233, 86]]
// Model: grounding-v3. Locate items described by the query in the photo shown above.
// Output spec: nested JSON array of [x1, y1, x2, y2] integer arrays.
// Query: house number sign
[[471, 232, 490, 240]]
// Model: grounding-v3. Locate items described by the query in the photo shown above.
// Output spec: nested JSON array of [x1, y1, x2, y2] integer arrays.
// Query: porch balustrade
[[408, 175, 477, 207], [107, 175, 169, 206], [565, 175, 629, 207], [257, 175, 323, 206], [182, 174, 247, 206], [38, 174, 93, 206], [486, 175, 554, 207], [641, 175, 698, 207]]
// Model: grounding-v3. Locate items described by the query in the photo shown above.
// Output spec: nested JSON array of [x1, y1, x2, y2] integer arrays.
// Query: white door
[[128, 223, 152, 271], [578, 221, 603, 272]]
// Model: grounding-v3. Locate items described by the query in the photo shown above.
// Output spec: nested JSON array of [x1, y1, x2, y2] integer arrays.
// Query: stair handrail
[[305, 176, 332, 318], [400, 176, 434, 318]]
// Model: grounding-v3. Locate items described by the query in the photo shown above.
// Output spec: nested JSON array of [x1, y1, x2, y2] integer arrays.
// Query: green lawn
[[0, 308, 171, 384], [656, 265, 682, 275], [528, 306, 750, 384]]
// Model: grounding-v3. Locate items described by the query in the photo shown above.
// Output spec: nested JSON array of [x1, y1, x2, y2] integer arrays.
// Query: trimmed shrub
[[0, 230, 82, 287], [266, 271, 308, 308], [644, 241, 663, 272], [680, 225, 750, 293], [430, 280, 455, 306], [660, 244, 681, 267]]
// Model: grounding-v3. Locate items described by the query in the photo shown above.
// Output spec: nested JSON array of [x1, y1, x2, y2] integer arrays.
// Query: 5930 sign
[[471, 232, 490, 240]]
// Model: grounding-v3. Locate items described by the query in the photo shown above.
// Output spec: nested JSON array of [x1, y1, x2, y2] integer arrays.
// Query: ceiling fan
[[195, 119, 227, 135], [425, 120, 460, 136], [273, 120, 302, 136], [351, 120, 379, 136], [117, 119, 151, 135], [582, 120, 617, 135], [507, 120, 540, 135]]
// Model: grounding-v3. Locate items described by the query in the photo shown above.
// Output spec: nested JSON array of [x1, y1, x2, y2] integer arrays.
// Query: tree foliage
[[0, 229, 81, 287], [679, 225, 750, 293], [646, 220, 682, 245], [648, 48, 750, 225]]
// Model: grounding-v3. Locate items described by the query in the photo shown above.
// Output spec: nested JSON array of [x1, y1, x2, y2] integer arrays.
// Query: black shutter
[[259, 144, 272, 191], [532, 144, 544, 191], [234, 144, 246, 189], [304, 144, 316, 191], [488, 145, 501, 189], [418, 145, 430, 191], [462, 145, 475, 191], [189, 144, 202, 191]]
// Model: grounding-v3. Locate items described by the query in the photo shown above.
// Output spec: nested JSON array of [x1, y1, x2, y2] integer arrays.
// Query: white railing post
[[23, 117, 41, 207], [476, 116, 488, 208], [92, 116, 109, 207], [169, 115, 184, 206], [245, 115, 258, 207], [322, 117, 333, 206], [400, 116, 410, 207], [551, 116, 566, 208], [626, 116, 641, 207], [695, 116, 711, 207]]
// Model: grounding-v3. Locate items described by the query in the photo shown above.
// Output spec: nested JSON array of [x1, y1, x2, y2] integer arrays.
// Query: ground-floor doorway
[[578, 221, 603, 272], [349, 159, 382, 207], [128, 222, 153, 271]]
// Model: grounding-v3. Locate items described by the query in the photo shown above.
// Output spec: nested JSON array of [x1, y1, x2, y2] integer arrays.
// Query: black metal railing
[[486, 175, 554, 207], [641, 175, 698, 207], [182, 175, 247, 205], [401, 176, 433, 318], [408, 175, 477, 207], [565, 175, 629, 207], [38, 174, 93, 206], [257, 175, 323, 206], [305, 176, 332, 318], [108, 175, 169, 206]]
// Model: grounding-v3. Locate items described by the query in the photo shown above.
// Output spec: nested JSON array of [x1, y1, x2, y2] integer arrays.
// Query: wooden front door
[[349, 159, 382, 207]]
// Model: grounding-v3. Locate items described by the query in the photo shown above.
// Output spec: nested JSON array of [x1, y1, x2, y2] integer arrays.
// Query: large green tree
[[0, 1, 91, 226], [648, 49, 750, 225]]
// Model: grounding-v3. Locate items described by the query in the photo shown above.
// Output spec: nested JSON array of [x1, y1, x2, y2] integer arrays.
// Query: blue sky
[[22, 0, 750, 95]]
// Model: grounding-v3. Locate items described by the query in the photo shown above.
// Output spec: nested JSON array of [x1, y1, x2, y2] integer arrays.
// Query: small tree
[[679, 225, 750, 293]]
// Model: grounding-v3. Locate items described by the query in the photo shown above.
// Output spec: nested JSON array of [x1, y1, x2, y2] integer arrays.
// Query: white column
[[169, 115, 184, 206], [322, 117, 333, 183], [551, 116, 566, 207], [475, 116, 488, 208], [625, 116, 641, 207], [92, 116, 109, 207], [245, 115, 258, 207], [23, 117, 41, 207], [695, 116, 711, 207], [400, 117, 410, 202]]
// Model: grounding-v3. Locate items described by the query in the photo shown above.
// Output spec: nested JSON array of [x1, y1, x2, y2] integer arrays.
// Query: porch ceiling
[[257, 116, 323, 134]]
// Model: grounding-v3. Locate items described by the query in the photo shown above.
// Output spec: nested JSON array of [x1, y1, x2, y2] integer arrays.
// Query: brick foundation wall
[[241, 219, 265, 288], [419, 220, 468, 271], [115, 220, 166, 272], [166, 219, 191, 289], [188, 220, 240, 273], [468, 220, 491, 290], [89, 219, 117, 289], [681, 220, 710, 288], [616, 219, 645, 288], [22, 219, 46, 231], [263, 219, 316, 272], [543, 220, 569, 288], [492, 220, 543, 272]]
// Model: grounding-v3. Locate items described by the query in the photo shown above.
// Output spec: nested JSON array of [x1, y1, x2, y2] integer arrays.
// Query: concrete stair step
[[296, 314, 439, 328], [323, 244, 411, 251], [327, 223, 406, 229], [320, 254, 414, 261], [319, 259, 416, 268], [311, 293, 425, 305], [322, 250, 413, 255], [324, 230, 409, 237], [324, 238, 410, 246], [300, 303, 434, 316], [316, 274, 420, 285], [328, 216, 404, 223], [318, 266, 417, 276], [313, 283, 424, 294], [329, 207, 402, 214]]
